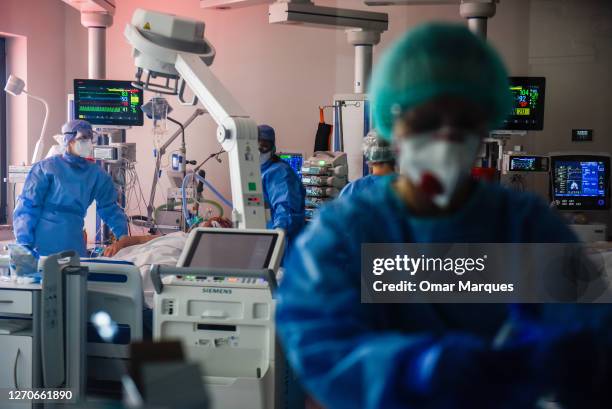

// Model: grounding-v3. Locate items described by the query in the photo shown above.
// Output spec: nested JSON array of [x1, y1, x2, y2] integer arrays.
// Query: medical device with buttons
[[93, 143, 137, 164], [302, 151, 348, 221], [501, 153, 549, 175], [549, 153, 610, 211], [278, 152, 304, 181], [150, 228, 287, 409], [548, 153, 611, 242]]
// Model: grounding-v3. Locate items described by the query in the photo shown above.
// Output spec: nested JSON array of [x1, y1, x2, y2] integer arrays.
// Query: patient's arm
[[103, 235, 160, 257]]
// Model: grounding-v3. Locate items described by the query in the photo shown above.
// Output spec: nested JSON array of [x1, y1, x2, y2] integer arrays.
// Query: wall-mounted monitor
[[74, 79, 143, 126], [500, 77, 546, 131], [550, 153, 610, 211]]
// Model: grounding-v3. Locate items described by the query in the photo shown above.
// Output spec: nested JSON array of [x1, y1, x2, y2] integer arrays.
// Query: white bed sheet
[[112, 231, 188, 307]]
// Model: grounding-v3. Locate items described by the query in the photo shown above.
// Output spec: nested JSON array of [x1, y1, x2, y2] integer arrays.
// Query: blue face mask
[[397, 129, 480, 208]]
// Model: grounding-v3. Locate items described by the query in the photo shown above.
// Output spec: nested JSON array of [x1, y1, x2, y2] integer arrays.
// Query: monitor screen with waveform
[[550, 154, 610, 211], [278, 153, 303, 180], [500, 77, 546, 131], [74, 79, 144, 126]]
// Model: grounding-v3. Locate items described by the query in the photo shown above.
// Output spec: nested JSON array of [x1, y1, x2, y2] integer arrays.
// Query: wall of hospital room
[[527, 0, 612, 161], [62, 0, 533, 221], [2, 0, 611, 227], [513, 0, 612, 227], [0, 0, 68, 207]]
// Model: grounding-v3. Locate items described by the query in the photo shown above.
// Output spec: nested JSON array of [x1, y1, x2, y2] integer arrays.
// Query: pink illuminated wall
[[0, 0, 68, 218], [1, 0, 610, 225], [63, 0, 534, 217]]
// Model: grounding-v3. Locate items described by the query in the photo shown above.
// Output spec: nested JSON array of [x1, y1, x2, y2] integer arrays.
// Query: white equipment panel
[[152, 228, 286, 409]]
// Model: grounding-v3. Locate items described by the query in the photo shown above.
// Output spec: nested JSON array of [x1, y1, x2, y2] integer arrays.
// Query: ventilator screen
[[74, 79, 144, 126], [551, 155, 610, 210], [183, 231, 277, 269]]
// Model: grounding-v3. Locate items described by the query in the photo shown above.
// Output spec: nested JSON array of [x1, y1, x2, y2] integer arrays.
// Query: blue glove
[[8, 243, 39, 277], [21, 244, 40, 260]]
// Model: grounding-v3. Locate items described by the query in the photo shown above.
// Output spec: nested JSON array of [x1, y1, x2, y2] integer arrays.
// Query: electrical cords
[[194, 149, 226, 173]]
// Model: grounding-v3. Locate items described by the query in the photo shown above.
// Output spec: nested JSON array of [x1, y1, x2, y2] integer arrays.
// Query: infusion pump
[[501, 153, 549, 175]]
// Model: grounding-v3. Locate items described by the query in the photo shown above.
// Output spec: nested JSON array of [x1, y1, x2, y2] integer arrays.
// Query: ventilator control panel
[[501, 154, 549, 174], [551, 155, 610, 210], [166, 274, 269, 289]]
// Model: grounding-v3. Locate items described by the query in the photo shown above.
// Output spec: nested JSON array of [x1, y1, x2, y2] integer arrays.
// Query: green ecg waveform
[[79, 106, 123, 113]]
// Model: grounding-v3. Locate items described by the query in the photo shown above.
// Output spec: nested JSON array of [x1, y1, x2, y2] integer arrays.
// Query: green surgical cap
[[370, 22, 512, 140], [363, 130, 394, 163]]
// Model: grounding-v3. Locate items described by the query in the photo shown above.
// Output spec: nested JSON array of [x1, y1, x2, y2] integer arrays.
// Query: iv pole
[[146, 108, 206, 226]]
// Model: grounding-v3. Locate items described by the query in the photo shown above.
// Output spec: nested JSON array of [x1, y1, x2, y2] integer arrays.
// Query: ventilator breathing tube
[[182, 173, 233, 228], [181, 173, 192, 226], [194, 173, 233, 209]]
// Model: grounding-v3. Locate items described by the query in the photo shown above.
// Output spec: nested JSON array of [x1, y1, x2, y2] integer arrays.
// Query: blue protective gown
[[261, 158, 306, 240], [339, 174, 396, 198], [13, 153, 128, 256], [276, 175, 584, 409]]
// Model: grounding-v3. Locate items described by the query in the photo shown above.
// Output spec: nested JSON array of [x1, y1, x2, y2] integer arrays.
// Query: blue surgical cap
[[61, 120, 93, 146], [258, 125, 276, 145], [370, 23, 512, 140]]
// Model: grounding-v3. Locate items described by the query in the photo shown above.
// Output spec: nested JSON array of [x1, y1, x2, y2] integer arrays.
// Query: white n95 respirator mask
[[397, 132, 480, 208], [259, 151, 272, 165], [74, 139, 93, 158]]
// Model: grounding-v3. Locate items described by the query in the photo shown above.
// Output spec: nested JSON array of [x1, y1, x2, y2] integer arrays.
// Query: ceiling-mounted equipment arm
[[175, 55, 248, 124], [267, 1, 388, 93], [175, 54, 266, 229], [363, 0, 499, 38], [125, 9, 266, 229]]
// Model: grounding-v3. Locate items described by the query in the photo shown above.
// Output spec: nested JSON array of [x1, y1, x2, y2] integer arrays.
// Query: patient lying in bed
[[102, 217, 233, 305]]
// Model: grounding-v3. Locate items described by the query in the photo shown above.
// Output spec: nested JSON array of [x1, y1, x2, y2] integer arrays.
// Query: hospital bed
[[82, 259, 143, 384]]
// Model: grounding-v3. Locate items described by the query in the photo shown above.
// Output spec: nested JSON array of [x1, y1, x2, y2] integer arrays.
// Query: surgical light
[[4, 74, 50, 164], [124, 9, 215, 99], [124, 8, 268, 229]]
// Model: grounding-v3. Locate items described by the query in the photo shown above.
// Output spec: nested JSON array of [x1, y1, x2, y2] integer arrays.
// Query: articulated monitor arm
[[124, 9, 266, 229], [174, 53, 266, 229]]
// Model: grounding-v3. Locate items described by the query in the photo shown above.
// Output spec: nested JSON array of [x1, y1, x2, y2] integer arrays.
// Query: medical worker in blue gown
[[339, 130, 396, 198], [276, 23, 612, 409], [13, 120, 128, 257], [258, 124, 306, 241]]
